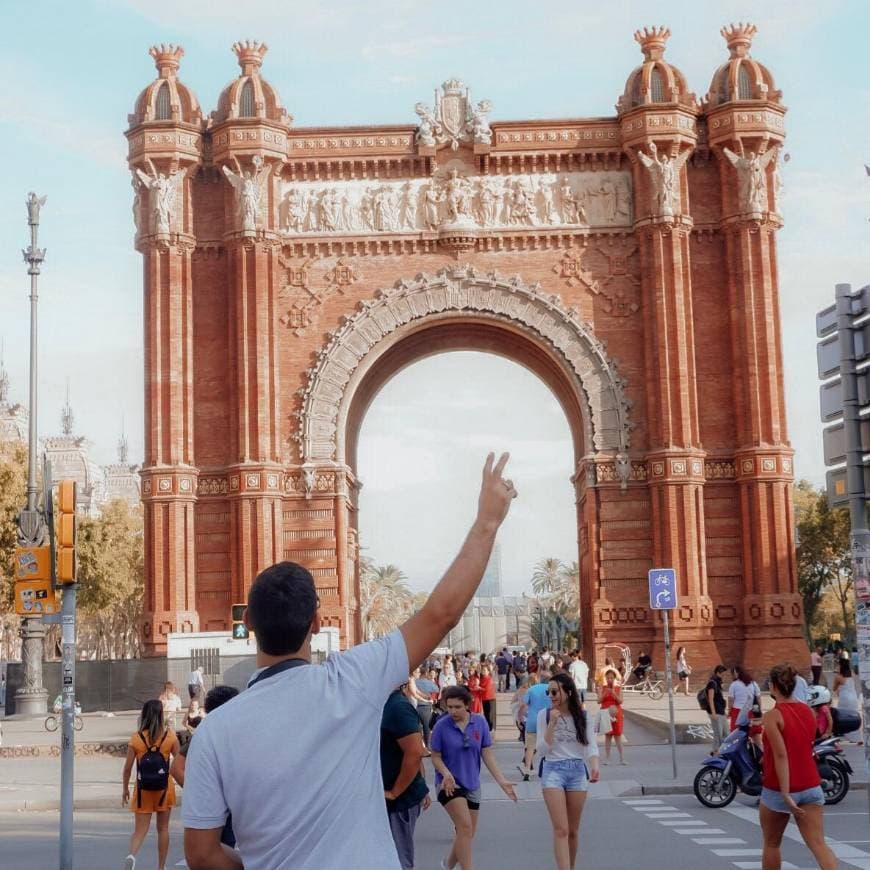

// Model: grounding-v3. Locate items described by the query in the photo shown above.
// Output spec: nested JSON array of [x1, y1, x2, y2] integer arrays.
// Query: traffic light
[[56, 479, 77, 583], [231, 603, 249, 639]]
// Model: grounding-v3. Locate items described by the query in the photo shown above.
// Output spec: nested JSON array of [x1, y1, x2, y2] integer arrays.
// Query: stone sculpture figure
[[398, 183, 417, 229], [341, 191, 354, 230], [131, 176, 142, 235], [223, 155, 272, 233], [615, 176, 633, 223], [593, 181, 617, 223], [359, 189, 374, 230], [320, 188, 339, 231], [478, 180, 499, 226], [560, 178, 579, 224], [414, 102, 439, 146], [284, 187, 307, 233], [510, 180, 537, 225], [540, 181, 558, 224], [421, 182, 442, 230], [470, 99, 493, 145], [444, 169, 473, 223], [135, 164, 185, 234], [722, 146, 778, 214], [637, 142, 689, 217]]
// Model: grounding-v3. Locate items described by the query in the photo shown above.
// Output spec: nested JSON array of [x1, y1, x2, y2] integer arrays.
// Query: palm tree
[[359, 561, 414, 639], [531, 558, 564, 598]]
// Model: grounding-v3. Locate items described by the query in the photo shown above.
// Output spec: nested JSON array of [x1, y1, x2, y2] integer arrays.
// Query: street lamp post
[[15, 192, 48, 716]]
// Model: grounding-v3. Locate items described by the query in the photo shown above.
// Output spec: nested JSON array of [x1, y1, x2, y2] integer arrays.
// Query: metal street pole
[[835, 282, 870, 819], [60, 584, 76, 870], [15, 193, 48, 717], [662, 610, 678, 779]]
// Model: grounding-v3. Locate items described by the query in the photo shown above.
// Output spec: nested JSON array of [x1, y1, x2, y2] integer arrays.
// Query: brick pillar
[[633, 173, 717, 668], [141, 240, 199, 654], [226, 238, 284, 592], [723, 218, 804, 668]]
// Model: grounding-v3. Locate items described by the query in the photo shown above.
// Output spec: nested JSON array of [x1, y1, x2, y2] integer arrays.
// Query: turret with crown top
[[126, 44, 203, 246], [618, 26, 698, 222], [705, 23, 785, 220], [211, 39, 291, 236]]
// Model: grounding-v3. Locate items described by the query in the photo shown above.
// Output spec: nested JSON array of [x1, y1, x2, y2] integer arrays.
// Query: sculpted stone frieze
[[278, 170, 632, 237], [295, 266, 633, 484]]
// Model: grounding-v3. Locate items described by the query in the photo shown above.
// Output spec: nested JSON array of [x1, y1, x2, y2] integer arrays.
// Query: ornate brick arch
[[296, 265, 634, 479]]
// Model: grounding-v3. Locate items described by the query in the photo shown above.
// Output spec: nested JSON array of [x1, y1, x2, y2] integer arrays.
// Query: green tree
[[0, 441, 28, 658], [359, 560, 413, 640], [531, 557, 565, 598], [794, 480, 852, 642], [75, 499, 144, 659]]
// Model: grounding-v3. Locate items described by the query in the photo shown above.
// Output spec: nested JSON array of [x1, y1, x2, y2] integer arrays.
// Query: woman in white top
[[727, 666, 762, 746], [536, 672, 600, 870], [833, 659, 863, 743], [675, 647, 691, 695]]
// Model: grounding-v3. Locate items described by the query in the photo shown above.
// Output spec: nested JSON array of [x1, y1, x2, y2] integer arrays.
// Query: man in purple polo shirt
[[430, 685, 515, 870]]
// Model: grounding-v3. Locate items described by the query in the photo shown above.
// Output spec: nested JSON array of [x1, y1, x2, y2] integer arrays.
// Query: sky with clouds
[[0, 1, 868, 592]]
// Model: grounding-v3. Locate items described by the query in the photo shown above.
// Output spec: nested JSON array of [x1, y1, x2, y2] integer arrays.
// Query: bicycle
[[44, 709, 83, 732], [626, 672, 665, 701]]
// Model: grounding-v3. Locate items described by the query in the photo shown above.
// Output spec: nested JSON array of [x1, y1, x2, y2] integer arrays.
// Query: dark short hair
[[247, 562, 318, 655], [442, 685, 473, 707], [204, 684, 239, 714]]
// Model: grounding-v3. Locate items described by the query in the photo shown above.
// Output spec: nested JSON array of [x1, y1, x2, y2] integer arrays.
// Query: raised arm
[[400, 453, 516, 669]]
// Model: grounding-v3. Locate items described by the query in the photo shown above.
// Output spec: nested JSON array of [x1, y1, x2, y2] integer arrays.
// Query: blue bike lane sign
[[648, 568, 678, 610]]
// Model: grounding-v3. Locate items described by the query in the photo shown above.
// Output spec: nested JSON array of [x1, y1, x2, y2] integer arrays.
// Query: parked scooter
[[694, 723, 761, 807], [693, 713, 854, 808], [811, 693, 857, 805]]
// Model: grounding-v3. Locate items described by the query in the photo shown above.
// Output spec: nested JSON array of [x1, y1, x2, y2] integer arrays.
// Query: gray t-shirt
[[183, 630, 409, 869]]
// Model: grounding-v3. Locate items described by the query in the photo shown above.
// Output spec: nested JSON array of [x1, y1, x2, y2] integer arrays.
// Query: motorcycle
[[694, 723, 762, 808], [814, 736, 851, 804], [693, 722, 853, 808]]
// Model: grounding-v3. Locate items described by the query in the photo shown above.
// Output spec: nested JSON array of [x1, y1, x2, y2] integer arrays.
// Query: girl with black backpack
[[121, 698, 181, 870]]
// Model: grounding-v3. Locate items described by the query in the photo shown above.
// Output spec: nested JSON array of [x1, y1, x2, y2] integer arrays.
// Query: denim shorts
[[541, 758, 588, 791], [760, 786, 825, 813]]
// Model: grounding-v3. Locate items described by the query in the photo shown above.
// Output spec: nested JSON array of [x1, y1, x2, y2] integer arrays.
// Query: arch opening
[[355, 351, 576, 609]]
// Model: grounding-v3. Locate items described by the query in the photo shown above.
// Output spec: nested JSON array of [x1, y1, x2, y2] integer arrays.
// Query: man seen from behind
[[183, 453, 517, 870]]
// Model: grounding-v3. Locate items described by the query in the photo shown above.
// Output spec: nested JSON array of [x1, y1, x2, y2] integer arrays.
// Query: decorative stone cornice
[[295, 265, 634, 480], [140, 466, 198, 500]]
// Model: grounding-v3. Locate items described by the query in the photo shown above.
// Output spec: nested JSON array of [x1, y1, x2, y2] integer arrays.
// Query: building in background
[[42, 389, 140, 516], [477, 544, 503, 599], [0, 352, 28, 443], [445, 593, 537, 653], [102, 428, 141, 506]]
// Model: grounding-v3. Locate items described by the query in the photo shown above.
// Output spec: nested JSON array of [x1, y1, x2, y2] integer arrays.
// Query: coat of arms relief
[[414, 79, 492, 150]]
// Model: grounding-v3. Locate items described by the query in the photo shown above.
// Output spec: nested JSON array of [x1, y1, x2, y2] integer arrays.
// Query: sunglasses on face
[[462, 733, 471, 749], [548, 689, 560, 697]]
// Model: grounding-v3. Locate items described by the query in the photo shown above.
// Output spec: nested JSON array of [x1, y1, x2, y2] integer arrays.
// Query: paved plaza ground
[[0, 692, 866, 867]]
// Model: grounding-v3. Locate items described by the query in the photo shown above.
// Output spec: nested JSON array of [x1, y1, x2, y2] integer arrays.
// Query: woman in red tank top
[[759, 664, 836, 870]]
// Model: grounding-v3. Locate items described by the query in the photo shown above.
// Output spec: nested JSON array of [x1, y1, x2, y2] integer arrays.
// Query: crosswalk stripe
[[693, 838, 747, 845], [713, 849, 762, 856], [623, 799, 665, 805], [659, 820, 707, 826], [723, 804, 870, 870], [673, 828, 728, 835]]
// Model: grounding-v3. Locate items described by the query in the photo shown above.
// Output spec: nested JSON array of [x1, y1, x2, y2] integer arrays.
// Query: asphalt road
[[2, 789, 868, 869]]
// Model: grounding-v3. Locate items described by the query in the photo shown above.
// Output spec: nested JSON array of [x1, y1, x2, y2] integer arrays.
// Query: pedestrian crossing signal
[[231, 603, 249, 640]]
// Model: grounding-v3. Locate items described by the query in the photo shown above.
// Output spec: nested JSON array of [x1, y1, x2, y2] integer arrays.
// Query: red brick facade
[[127, 27, 806, 674]]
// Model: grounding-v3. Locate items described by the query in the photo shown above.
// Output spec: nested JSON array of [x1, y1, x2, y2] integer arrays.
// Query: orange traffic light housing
[[56, 479, 77, 583]]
